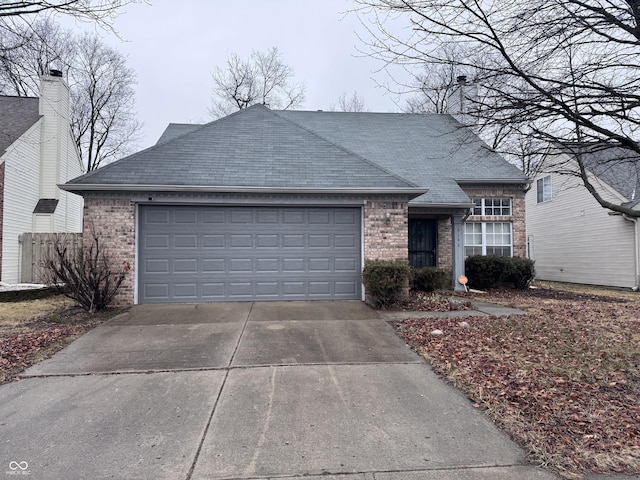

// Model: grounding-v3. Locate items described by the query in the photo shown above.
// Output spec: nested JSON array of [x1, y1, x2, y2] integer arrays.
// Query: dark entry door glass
[[408, 219, 437, 268]]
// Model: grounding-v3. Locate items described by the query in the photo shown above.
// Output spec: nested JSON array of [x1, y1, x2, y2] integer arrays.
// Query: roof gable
[[580, 146, 640, 203], [275, 110, 528, 205], [68, 105, 418, 191], [0, 96, 41, 155]]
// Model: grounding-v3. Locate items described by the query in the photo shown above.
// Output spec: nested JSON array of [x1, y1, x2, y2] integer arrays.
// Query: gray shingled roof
[[578, 146, 640, 206], [66, 105, 528, 203], [67, 105, 418, 191], [0, 96, 40, 155], [156, 123, 201, 145], [33, 198, 59, 214], [276, 110, 528, 205]]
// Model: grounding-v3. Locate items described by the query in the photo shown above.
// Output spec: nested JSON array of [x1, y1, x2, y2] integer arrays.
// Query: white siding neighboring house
[[0, 72, 84, 283], [527, 148, 640, 289]]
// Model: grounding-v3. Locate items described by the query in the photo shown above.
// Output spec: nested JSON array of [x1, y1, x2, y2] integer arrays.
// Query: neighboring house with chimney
[[0, 72, 84, 283], [526, 146, 640, 290], [62, 105, 528, 305]]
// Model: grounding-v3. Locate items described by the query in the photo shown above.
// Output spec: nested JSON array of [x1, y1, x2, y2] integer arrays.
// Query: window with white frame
[[536, 176, 552, 203], [472, 198, 511, 216], [464, 222, 512, 257]]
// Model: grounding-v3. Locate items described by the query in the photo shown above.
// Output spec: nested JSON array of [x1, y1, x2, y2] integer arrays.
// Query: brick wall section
[[83, 197, 135, 306], [0, 163, 4, 280], [437, 217, 453, 274], [363, 200, 409, 260], [461, 185, 527, 258]]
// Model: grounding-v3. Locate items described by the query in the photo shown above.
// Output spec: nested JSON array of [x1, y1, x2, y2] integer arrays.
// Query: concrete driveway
[[0, 302, 557, 479]]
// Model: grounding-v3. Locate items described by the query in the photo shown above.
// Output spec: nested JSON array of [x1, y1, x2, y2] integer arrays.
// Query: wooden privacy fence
[[20, 233, 82, 284]]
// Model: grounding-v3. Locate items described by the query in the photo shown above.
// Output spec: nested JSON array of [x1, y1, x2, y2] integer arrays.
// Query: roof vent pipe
[[49, 69, 63, 77]]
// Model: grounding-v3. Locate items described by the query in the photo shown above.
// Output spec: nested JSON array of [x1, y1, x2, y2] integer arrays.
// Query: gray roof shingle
[[0, 96, 40, 155], [68, 105, 418, 191], [578, 146, 640, 205], [67, 105, 528, 204], [156, 123, 201, 145], [276, 110, 528, 205]]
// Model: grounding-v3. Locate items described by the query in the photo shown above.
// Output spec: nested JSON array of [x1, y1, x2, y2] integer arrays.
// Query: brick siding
[[83, 197, 135, 306], [363, 200, 409, 261], [436, 217, 453, 274]]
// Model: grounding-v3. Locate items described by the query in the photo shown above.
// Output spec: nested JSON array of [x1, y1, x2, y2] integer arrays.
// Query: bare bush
[[45, 233, 129, 313]]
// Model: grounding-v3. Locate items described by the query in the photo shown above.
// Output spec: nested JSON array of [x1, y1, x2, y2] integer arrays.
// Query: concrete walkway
[[0, 301, 558, 479]]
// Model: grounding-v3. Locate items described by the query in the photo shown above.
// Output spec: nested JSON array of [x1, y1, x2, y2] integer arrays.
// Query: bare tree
[[210, 47, 306, 118], [0, 20, 140, 171], [70, 32, 140, 171], [0, 17, 75, 95], [0, 0, 141, 30], [354, 0, 640, 216], [334, 91, 368, 112], [403, 45, 473, 114]]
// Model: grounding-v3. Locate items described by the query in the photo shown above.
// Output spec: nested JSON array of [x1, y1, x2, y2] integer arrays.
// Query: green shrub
[[508, 256, 536, 289], [465, 255, 535, 290], [411, 267, 449, 292], [362, 259, 410, 307]]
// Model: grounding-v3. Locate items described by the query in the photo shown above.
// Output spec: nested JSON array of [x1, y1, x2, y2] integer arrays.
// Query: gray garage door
[[138, 206, 362, 303]]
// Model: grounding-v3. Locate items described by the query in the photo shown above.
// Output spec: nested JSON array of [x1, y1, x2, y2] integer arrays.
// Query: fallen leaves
[[0, 296, 119, 384], [394, 286, 640, 479]]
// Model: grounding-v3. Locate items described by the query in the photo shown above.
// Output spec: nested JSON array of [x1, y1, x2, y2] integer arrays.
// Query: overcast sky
[[60, 0, 412, 150]]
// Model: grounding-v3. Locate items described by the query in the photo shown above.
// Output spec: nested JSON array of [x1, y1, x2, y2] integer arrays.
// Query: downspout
[[622, 214, 640, 291]]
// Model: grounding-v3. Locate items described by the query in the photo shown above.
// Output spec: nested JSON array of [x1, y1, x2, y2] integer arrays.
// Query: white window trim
[[537, 176, 552, 203], [472, 197, 512, 216], [464, 222, 513, 257]]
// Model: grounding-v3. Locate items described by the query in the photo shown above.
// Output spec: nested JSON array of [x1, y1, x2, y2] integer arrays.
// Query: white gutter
[[622, 214, 640, 291]]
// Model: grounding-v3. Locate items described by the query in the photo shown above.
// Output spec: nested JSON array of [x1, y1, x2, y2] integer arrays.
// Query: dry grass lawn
[[394, 282, 640, 479], [0, 291, 122, 384]]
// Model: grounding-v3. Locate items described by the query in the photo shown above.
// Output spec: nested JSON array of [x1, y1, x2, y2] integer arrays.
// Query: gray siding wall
[[526, 155, 637, 288]]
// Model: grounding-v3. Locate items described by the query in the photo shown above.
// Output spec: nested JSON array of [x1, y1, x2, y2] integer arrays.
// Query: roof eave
[[455, 178, 531, 185], [409, 201, 475, 209], [59, 183, 428, 198]]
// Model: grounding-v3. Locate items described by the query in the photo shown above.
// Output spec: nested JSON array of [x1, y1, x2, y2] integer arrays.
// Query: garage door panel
[[256, 258, 279, 272], [335, 257, 357, 272], [202, 283, 225, 298], [145, 259, 169, 273], [309, 282, 331, 295], [283, 234, 304, 247], [335, 281, 358, 295], [229, 283, 252, 297], [174, 235, 198, 249], [257, 210, 279, 223], [202, 259, 225, 272], [203, 235, 225, 248], [144, 283, 169, 300], [174, 259, 198, 273], [139, 206, 361, 303], [174, 283, 198, 298], [283, 211, 304, 224], [229, 258, 253, 272], [175, 210, 197, 224], [309, 234, 330, 247], [145, 234, 169, 248], [335, 234, 357, 248]]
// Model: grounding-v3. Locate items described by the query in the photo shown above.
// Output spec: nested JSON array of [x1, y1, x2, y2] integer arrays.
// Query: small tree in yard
[[46, 233, 129, 313]]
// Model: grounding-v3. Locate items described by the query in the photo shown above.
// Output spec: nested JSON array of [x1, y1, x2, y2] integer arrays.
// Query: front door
[[408, 219, 437, 268]]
